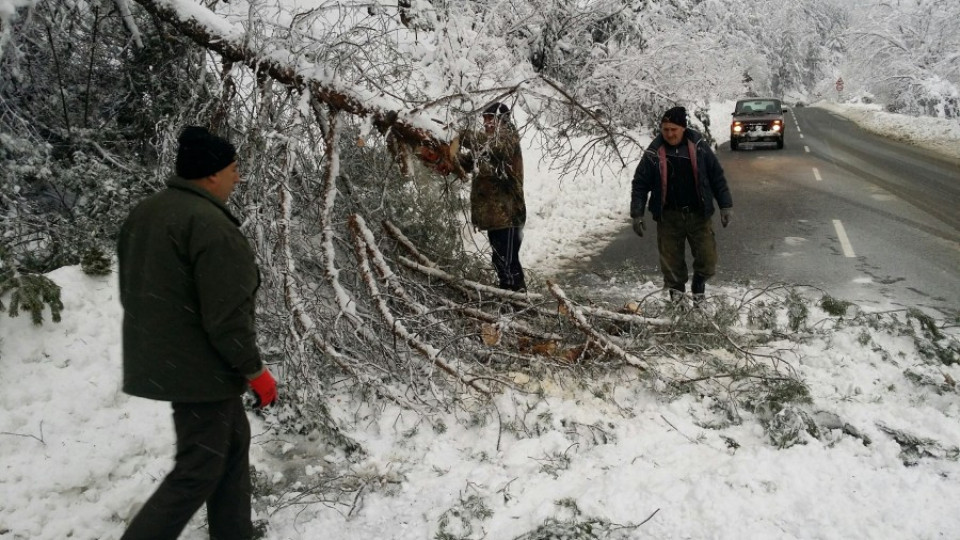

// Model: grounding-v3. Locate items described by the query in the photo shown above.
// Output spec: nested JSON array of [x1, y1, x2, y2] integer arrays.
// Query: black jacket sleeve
[[704, 147, 733, 209], [630, 150, 657, 218]]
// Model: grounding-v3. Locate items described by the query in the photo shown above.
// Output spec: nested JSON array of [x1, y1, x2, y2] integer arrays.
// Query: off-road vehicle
[[730, 98, 786, 150]]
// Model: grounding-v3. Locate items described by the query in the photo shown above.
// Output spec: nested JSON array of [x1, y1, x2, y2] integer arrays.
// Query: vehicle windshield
[[735, 100, 781, 115]]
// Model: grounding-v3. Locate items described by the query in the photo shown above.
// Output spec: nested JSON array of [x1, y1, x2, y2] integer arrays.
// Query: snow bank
[[814, 101, 960, 160]]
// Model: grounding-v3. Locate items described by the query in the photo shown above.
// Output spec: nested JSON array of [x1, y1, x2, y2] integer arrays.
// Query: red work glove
[[248, 369, 277, 408]]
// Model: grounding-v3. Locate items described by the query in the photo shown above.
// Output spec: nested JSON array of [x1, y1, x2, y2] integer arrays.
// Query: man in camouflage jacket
[[457, 102, 527, 291]]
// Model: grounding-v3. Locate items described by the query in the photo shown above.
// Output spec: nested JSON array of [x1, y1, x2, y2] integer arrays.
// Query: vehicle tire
[[730, 139, 739, 151], [776, 136, 784, 149]]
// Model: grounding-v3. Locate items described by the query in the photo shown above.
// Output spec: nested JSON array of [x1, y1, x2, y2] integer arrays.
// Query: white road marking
[[813, 167, 822, 181], [804, 146, 810, 153], [833, 219, 856, 258], [799, 133, 804, 139]]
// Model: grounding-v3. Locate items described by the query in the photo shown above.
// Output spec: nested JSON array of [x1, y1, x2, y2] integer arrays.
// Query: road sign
[[836, 77, 844, 92]]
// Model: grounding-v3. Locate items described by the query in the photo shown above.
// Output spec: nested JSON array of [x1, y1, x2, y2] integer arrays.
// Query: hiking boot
[[691, 274, 707, 295]]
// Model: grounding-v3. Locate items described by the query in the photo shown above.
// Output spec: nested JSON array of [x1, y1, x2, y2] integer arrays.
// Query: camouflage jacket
[[458, 122, 526, 230]]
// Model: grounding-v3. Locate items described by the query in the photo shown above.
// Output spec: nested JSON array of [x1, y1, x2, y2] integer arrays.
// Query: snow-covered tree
[[845, 0, 960, 118]]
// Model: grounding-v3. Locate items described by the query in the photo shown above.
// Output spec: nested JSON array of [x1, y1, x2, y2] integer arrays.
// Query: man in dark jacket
[[630, 106, 733, 300], [458, 102, 527, 291], [117, 126, 278, 540]]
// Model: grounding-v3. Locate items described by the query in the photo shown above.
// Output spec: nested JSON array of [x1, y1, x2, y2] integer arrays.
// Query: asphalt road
[[565, 106, 960, 316]]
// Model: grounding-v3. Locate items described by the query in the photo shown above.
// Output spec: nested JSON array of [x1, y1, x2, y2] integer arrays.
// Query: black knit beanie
[[175, 126, 237, 180], [661, 106, 688, 128], [482, 102, 510, 120]]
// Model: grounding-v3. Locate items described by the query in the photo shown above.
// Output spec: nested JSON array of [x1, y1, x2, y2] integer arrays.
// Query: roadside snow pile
[[814, 101, 960, 160], [3, 267, 960, 539]]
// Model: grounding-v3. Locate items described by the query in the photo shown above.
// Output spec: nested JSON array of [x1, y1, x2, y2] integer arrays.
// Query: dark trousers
[[656, 209, 718, 291], [487, 227, 526, 291], [122, 397, 253, 540]]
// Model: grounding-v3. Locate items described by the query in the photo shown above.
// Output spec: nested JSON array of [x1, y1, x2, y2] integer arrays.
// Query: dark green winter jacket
[[458, 122, 526, 231], [117, 178, 263, 402]]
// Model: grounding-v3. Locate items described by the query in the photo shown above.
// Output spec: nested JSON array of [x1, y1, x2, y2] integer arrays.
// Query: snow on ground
[[2, 104, 960, 539], [2, 267, 960, 539], [515, 137, 644, 276]]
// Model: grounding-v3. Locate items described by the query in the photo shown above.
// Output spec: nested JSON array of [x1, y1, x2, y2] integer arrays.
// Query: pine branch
[[547, 280, 652, 372], [381, 220, 436, 268], [274, 127, 413, 409], [131, 0, 449, 150]]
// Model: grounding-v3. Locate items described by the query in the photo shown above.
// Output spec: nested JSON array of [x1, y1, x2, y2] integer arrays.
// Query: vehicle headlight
[[772, 124, 781, 132], [732, 123, 742, 133]]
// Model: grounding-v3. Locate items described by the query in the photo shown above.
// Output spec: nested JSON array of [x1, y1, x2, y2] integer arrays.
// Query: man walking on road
[[117, 126, 278, 539], [630, 106, 733, 300]]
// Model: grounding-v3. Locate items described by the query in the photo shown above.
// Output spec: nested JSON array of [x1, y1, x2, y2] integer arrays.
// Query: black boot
[[668, 284, 685, 302], [691, 274, 706, 304]]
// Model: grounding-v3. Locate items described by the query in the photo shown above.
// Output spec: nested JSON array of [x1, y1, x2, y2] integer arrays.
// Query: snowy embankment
[[813, 101, 960, 160]]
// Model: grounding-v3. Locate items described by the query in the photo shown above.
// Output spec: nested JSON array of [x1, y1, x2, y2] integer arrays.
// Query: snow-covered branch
[[348, 215, 492, 395], [131, 0, 451, 148]]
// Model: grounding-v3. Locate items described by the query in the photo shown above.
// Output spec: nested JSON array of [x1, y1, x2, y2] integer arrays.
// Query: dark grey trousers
[[121, 397, 253, 540]]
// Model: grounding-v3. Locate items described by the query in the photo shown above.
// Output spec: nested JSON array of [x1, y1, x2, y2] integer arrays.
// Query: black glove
[[632, 216, 646, 237]]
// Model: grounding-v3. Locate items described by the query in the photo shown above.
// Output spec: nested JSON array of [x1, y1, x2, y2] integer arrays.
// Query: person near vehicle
[[117, 125, 278, 539], [456, 102, 527, 291], [630, 106, 733, 299]]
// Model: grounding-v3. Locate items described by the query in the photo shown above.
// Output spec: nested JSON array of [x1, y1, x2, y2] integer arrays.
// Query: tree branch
[[131, 0, 448, 149]]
